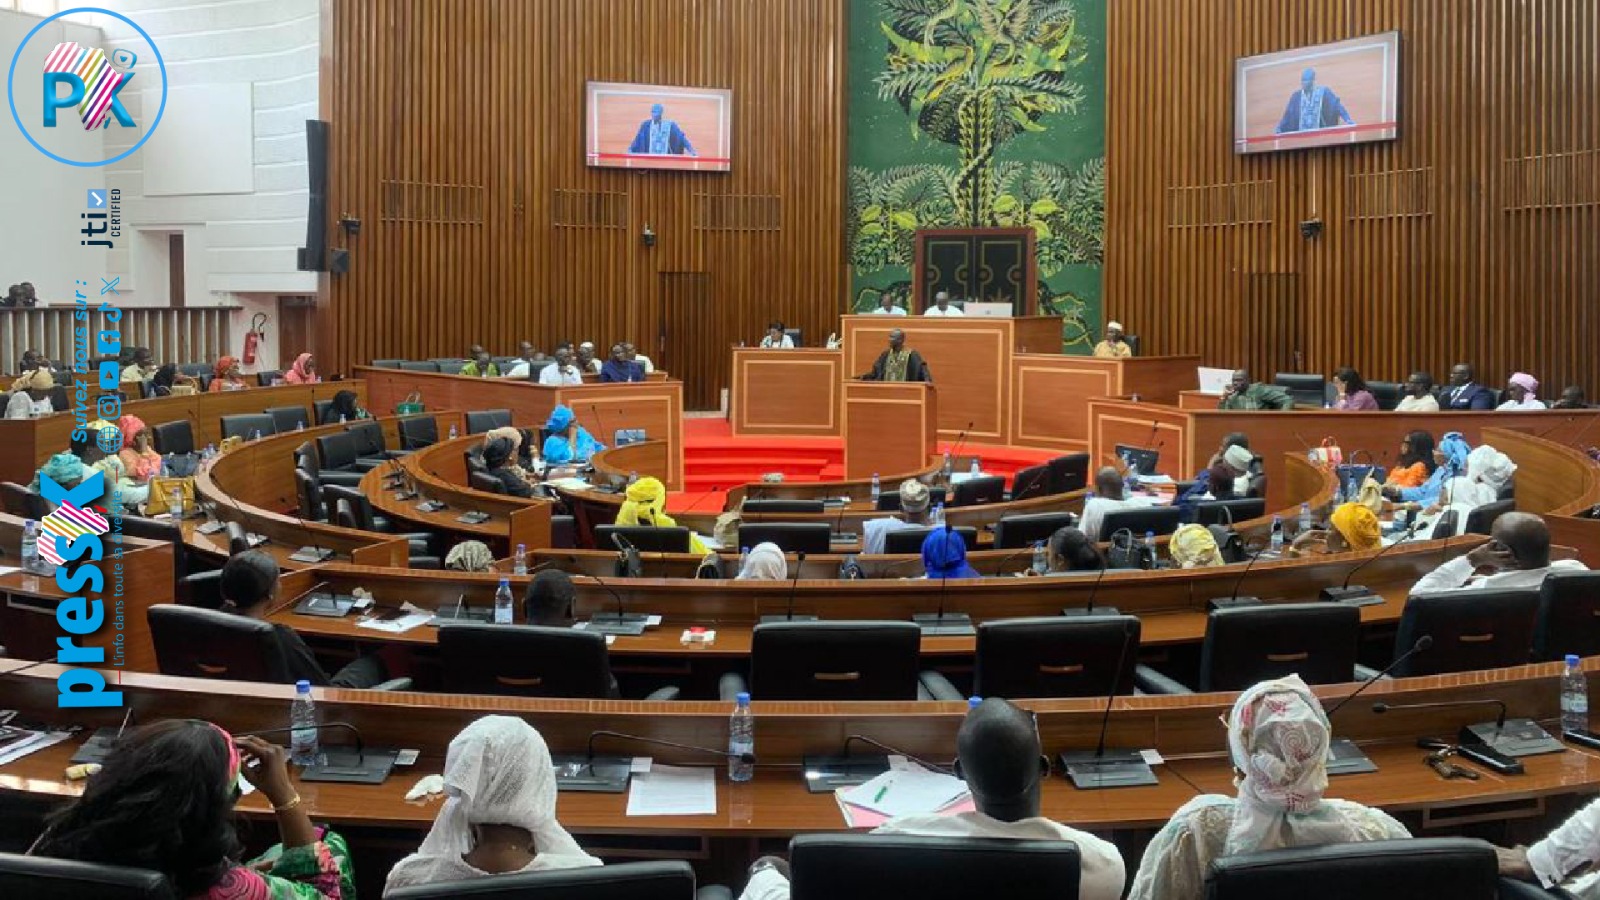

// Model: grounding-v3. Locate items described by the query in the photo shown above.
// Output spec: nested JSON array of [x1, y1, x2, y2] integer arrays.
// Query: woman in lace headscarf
[[385, 716, 600, 895], [1128, 675, 1409, 900], [736, 542, 787, 580]]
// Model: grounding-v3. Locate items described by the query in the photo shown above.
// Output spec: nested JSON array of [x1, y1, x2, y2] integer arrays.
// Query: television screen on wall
[[585, 81, 732, 172], [1234, 31, 1399, 154]]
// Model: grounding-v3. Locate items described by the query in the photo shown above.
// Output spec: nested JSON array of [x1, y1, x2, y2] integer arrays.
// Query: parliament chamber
[[4, 1, 1600, 898]]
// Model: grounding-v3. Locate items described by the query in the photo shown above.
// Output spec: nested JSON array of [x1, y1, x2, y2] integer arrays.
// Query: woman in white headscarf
[[736, 542, 788, 581], [1127, 676, 1409, 900], [1430, 445, 1518, 535], [384, 716, 600, 895]]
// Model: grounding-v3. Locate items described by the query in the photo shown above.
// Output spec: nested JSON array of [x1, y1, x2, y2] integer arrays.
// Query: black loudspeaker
[[298, 119, 330, 272]]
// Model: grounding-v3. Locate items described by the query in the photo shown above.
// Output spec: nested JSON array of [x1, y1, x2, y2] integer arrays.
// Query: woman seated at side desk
[[1030, 526, 1104, 576], [1289, 502, 1383, 557], [482, 434, 536, 499], [541, 405, 604, 465]]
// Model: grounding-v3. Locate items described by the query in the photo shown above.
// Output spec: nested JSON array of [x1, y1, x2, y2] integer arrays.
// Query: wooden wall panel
[[1106, 0, 1600, 396], [320, 0, 847, 410]]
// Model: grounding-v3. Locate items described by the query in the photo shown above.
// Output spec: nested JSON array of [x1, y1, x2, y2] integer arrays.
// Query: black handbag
[[163, 452, 200, 478]]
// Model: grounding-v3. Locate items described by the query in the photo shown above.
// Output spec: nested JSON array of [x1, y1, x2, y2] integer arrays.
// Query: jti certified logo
[[7, 7, 167, 168]]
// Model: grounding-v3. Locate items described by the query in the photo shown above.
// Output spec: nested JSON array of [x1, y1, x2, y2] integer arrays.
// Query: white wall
[[86, 0, 323, 372], [0, 10, 106, 305]]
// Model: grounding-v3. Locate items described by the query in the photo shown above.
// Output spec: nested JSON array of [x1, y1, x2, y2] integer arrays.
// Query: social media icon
[[87, 189, 106, 209], [110, 49, 137, 69]]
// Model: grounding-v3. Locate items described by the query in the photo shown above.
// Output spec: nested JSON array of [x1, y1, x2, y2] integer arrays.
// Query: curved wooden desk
[[370, 433, 556, 552]]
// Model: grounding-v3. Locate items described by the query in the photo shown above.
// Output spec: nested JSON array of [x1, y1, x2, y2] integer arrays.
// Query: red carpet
[[666, 417, 1055, 512]]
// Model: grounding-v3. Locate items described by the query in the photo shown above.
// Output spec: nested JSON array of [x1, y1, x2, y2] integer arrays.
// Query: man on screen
[[1275, 68, 1355, 134], [628, 103, 697, 156]]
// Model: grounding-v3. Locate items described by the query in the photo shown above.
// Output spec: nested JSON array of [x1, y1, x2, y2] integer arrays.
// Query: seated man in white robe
[[1498, 796, 1600, 898], [861, 479, 932, 554], [1410, 511, 1587, 594], [737, 698, 1125, 900]]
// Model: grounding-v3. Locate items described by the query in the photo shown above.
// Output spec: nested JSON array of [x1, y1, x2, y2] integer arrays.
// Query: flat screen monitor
[[1234, 31, 1399, 154], [585, 81, 732, 172]]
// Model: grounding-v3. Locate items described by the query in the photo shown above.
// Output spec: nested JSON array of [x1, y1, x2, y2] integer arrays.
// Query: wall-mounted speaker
[[298, 119, 330, 271]]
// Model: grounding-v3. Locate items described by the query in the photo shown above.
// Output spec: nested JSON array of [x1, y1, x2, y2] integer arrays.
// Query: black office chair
[[742, 499, 826, 514], [1368, 380, 1404, 410], [924, 615, 1139, 700], [1391, 588, 1541, 676], [595, 524, 692, 553], [1047, 452, 1091, 493], [347, 419, 407, 460], [722, 621, 926, 701], [255, 370, 283, 387], [398, 360, 440, 372], [438, 360, 467, 375], [1534, 571, 1600, 661], [371, 358, 405, 369], [151, 420, 195, 455], [313, 399, 334, 424], [120, 513, 191, 589], [1195, 498, 1266, 526], [178, 362, 211, 378], [1464, 498, 1516, 536], [1203, 838, 1497, 900], [0, 481, 47, 519], [737, 522, 833, 554], [219, 413, 276, 442], [951, 475, 1005, 507], [469, 471, 504, 494], [296, 439, 364, 488], [788, 835, 1080, 900], [439, 624, 679, 700], [148, 606, 287, 682], [883, 525, 978, 555], [784, 327, 804, 347], [179, 569, 224, 609], [874, 490, 902, 511], [264, 405, 310, 434], [1139, 604, 1362, 694], [1430, 509, 1460, 540], [465, 409, 512, 434], [331, 497, 443, 569], [294, 470, 327, 521], [0, 853, 174, 900], [1009, 463, 1050, 501], [1273, 372, 1327, 407], [386, 861, 714, 900], [397, 415, 439, 450], [1097, 505, 1182, 541], [225, 522, 253, 556], [316, 431, 383, 476], [992, 512, 1077, 550]]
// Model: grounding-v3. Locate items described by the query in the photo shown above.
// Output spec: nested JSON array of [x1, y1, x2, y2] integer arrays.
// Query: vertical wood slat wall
[[0, 309, 231, 376], [320, 0, 847, 410], [1106, 0, 1599, 394]]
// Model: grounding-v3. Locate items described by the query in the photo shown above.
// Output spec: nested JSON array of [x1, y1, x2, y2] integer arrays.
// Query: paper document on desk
[[0, 728, 73, 766], [626, 764, 716, 816], [356, 602, 432, 634], [546, 477, 592, 491], [838, 767, 970, 818], [836, 789, 975, 828]]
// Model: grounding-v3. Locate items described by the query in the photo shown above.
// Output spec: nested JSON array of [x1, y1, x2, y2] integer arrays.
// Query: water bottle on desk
[[942, 450, 953, 482], [170, 485, 185, 520], [1298, 502, 1313, 537], [251, 429, 261, 442], [448, 424, 459, 440], [728, 692, 755, 782], [493, 578, 514, 624], [21, 520, 40, 574], [513, 544, 528, 575], [1142, 531, 1157, 569], [931, 503, 945, 527], [870, 473, 880, 504], [338, 414, 347, 424], [739, 546, 750, 572], [1562, 654, 1588, 734], [1031, 540, 1048, 575], [289, 680, 320, 767], [1269, 515, 1284, 553], [969, 457, 980, 478]]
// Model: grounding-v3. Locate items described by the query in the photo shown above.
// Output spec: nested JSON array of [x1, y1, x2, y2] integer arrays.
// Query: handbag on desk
[[145, 476, 195, 516], [396, 391, 425, 415], [1307, 437, 1343, 468]]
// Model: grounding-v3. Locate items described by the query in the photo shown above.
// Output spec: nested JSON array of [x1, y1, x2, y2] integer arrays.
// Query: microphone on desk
[[843, 734, 954, 774], [1063, 554, 1118, 616], [1059, 618, 1154, 789], [1323, 636, 1433, 720], [1372, 698, 1507, 731], [1319, 521, 1420, 603], [944, 421, 973, 483], [1207, 545, 1268, 611], [784, 551, 807, 620], [912, 527, 975, 634], [1371, 697, 1528, 774], [584, 556, 652, 634], [278, 494, 336, 564], [589, 404, 613, 451], [586, 730, 754, 765], [610, 532, 644, 578]]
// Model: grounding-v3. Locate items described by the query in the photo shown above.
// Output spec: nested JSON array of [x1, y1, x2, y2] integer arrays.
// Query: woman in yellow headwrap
[[1169, 523, 1224, 569], [1290, 502, 1382, 557], [615, 476, 708, 555]]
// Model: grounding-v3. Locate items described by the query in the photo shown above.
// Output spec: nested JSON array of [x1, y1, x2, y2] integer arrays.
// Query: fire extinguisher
[[242, 312, 267, 365]]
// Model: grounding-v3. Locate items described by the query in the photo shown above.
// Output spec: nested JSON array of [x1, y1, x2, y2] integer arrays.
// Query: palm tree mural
[[875, 0, 1091, 226]]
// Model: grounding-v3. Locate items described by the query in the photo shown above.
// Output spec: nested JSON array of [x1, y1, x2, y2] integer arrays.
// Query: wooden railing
[[0, 306, 235, 374]]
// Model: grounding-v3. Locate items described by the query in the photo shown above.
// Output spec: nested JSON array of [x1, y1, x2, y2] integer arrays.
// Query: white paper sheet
[[625, 764, 717, 816], [838, 767, 970, 818], [0, 729, 73, 766], [357, 602, 432, 634]]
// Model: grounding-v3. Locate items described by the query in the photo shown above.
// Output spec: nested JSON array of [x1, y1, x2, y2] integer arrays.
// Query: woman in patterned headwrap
[[1290, 502, 1382, 557], [116, 414, 162, 507], [30, 719, 356, 899], [1128, 676, 1410, 900], [1169, 524, 1225, 569], [208, 355, 250, 392]]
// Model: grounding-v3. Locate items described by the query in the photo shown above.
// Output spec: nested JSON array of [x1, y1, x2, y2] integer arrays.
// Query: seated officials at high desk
[[622, 341, 655, 374], [759, 321, 794, 349], [739, 698, 1126, 900], [1441, 362, 1496, 410], [600, 342, 646, 382], [1499, 371, 1547, 410], [1395, 371, 1439, 411], [385, 716, 602, 895], [1091, 321, 1132, 358], [503, 341, 548, 379], [1330, 367, 1377, 410], [1127, 676, 1410, 900], [1410, 511, 1588, 594], [1552, 385, 1590, 410], [576, 341, 603, 375], [869, 293, 907, 315], [923, 290, 964, 316], [30, 719, 358, 900], [538, 347, 584, 386], [1217, 369, 1294, 410], [857, 328, 933, 382], [862, 478, 933, 554]]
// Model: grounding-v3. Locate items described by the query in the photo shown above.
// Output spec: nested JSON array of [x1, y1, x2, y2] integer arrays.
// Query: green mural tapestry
[[847, 0, 1106, 352]]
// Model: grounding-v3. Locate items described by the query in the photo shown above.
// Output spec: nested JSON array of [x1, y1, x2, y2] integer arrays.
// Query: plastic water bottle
[[21, 519, 40, 573], [870, 473, 880, 503], [931, 503, 945, 527], [728, 692, 755, 782], [1142, 531, 1157, 568], [627, 471, 639, 486], [251, 429, 261, 442], [169, 485, 184, 519], [1298, 502, 1313, 536], [1031, 540, 1049, 575], [1562, 654, 1589, 734], [448, 424, 459, 440], [493, 577, 514, 624], [338, 414, 347, 424], [943, 450, 953, 480], [1124, 470, 1139, 498], [739, 546, 750, 572], [296, 420, 305, 432], [969, 457, 980, 478], [513, 544, 528, 575], [289, 680, 320, 766], [1270, 515, 1284, 552]]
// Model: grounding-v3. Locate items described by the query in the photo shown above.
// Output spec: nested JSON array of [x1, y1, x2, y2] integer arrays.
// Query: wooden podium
[[842, 381, 937, 480]]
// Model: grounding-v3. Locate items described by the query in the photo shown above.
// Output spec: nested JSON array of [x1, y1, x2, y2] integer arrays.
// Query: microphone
[[416, 467, 451, 511], [1208, 546, 1267, 611], [279, 494, 336, 563], [586, 730, 753, 765], [772, 551, 812, 623], [589, 404, 613, 453], [236, 721, 383, 776], [207, 465, 269, 550], [1371, 697, 1529, 774], [1059, 618, 1153, 789], [843, 734, 954, 774], [943, 421, 973, 484], [1319, 521, 1421, 603], [268, 579, 335, 616], [1317, 635, 1434, 775], [583, 562, 650, 634], [1323, 636, 1433, 719], [1063, 555, 1118, 616], [610, 532, 644, 578], [912, 527, 974, 634], [1373, 699, 1507, 731]]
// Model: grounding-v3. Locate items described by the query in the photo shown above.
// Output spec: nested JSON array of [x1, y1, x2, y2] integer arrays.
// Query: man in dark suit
[[1441, 363, 1495, 410], [858, 328, 931, 382]]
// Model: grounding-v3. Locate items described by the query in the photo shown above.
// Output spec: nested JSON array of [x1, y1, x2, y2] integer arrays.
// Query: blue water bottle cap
[[968, 696, 982, 709], [295, 680, 311, 693], [736, 691, 751, 706], [1567, 654, 1581, 666]]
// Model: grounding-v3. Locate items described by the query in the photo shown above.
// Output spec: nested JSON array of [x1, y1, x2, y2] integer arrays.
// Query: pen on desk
[[873, 784, 889, 803]]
